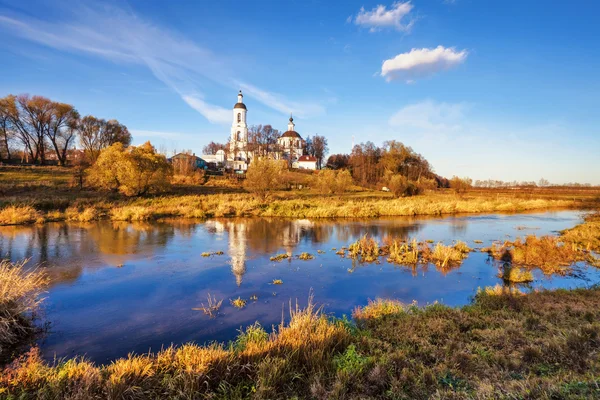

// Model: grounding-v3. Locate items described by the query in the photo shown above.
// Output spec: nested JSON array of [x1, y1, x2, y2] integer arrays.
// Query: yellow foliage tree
[[313, 169, 353, 194], [244, 158, 286, 200], [88, 142, 172, 196]]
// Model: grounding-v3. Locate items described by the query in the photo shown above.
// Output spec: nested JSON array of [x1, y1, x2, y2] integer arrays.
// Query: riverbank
[[0, 191, 594, 226], [2, 165, 599, 225], [2, 287, 600, 399]]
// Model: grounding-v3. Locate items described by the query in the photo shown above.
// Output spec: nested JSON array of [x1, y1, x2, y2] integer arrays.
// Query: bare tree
[[202, 141, 227, 155], [311, 135, 328, 169], [0, 107, 13, 161], [78, 116, 131, 162], [45, 102, 80, 166]]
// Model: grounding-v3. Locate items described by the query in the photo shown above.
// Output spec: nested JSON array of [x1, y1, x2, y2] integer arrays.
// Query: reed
[[193, 293, 223, 318]]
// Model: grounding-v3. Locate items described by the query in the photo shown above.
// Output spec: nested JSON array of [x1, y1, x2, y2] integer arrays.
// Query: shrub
[[387, 174, 421, 197], [88, 142, 173, 196]]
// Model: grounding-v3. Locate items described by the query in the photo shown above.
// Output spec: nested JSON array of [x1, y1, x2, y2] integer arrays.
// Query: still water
[[0, 210, 597, 364]]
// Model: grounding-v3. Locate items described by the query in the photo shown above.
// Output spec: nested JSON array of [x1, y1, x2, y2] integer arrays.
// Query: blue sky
[[1, 0, 599, 184]]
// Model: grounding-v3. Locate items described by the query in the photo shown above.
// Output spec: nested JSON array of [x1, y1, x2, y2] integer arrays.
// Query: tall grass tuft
[[0, 206, 41, 226], [0, 260, 48, 358], [348, 235, 380, 263]]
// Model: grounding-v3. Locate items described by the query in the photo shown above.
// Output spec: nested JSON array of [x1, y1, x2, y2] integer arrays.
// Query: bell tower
[[230, 90, 248, 161]]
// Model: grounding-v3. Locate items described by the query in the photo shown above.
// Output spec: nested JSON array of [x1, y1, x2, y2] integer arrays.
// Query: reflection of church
[[205, 219, 316, 286], [228, 91, 315, 171]]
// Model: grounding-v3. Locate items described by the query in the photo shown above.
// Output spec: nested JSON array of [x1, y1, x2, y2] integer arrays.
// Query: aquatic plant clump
[[298, 252, 314, 260], [347, 235, 380, 263], [269, 253, 289, 262], [193, 293, 223, 318], [230, 297, 247, 309], [484, 234, 596, 275], [271, 279, 283, 285]]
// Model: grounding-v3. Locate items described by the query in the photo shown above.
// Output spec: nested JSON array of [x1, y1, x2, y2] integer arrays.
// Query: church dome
[[281, 130, 302, 138], [234, 102, 247, 110]]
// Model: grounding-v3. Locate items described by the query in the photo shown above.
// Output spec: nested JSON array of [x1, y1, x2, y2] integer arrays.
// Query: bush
[[450, 176, 472, 193], [387, 174, 421, 197], [87, 142, 172, 196], [313, 170, 353, 194], [244, 158, 286, 200]]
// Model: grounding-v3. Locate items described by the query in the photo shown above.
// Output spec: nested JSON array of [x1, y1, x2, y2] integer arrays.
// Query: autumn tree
[[326, 154, 350, 170], [79, 116, 131, 162], [305, 135, 328, 169], [243, 158, 286, 200], [0, 95, 52, 164], [450, 176, 473, 194], [88, 141, 172, 196], [202, 141, 227, 155], [313, 169, 353, 194]]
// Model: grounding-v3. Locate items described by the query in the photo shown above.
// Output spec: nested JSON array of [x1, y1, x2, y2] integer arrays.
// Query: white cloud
[[182, 95, 231, 124], [351, 1, 415, 32], [389, 100, 469, 134], [0, 4, 324, 123], [381, 46, 468, 82]]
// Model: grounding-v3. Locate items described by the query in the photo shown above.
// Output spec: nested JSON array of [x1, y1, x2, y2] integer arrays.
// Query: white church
[[228, 90, 317, 171]]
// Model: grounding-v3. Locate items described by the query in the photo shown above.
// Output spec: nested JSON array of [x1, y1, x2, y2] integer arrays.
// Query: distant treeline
[[0, 94, 131, 165], [325, 141, 449, 191]]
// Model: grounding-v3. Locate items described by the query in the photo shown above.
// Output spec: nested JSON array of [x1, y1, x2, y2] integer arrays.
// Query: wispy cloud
[[389, 100, 469, 135], [350, 1, 415, 32], [381, 46, 468, 82], [0, 3, 324, 123]]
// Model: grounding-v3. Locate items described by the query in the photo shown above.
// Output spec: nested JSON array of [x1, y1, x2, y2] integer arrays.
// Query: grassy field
[[2, 287, 600, 399], [1, 166, 599, 225]]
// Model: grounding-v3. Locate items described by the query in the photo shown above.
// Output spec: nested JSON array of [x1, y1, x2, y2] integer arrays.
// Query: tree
[[79, 116, 131, 163], [311, 135, 328, 169], [313, 169, 353, 194], [202, 141, 227, 155], [450, 176, 473, 194], [538, 178, 550, 187], [45, 102, 79, 166], [0, 106, 13, 161], [0, 94, 53, 164], [326, 154, 349, 170], [243, 158, 286, 200], [88, 141, 172, 196]]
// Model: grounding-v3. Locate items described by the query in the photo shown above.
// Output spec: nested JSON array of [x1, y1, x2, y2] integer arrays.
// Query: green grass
[[4, 288, 600, 398]]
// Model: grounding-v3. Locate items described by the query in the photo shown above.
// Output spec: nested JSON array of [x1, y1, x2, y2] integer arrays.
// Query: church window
[[237, 113, 241, 123], [237, 131, 241, 141]]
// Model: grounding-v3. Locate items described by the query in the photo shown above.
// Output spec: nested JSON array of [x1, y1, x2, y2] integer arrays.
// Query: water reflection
[[0, 211, 596, 364]]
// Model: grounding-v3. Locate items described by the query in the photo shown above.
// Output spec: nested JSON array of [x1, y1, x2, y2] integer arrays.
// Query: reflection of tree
[[86, 222, 175, 256], [449, 218, 468, 236], [0, 221, 177, 287]]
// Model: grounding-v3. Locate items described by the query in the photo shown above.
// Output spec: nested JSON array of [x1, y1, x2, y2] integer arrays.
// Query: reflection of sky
[[1, 210, 597, 364]]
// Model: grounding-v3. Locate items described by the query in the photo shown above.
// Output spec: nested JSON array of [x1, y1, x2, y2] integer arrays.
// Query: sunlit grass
[[0, 206, 41, 226], [298, 252, 314, 260], [0, 260, 48, 356], [348, 235, 380, 263]]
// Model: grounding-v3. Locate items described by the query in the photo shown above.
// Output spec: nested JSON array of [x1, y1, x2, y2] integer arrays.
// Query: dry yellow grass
[[0, 206, 41, 226], [0, 260, 48, 358], [0, 190, 586, 226]]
